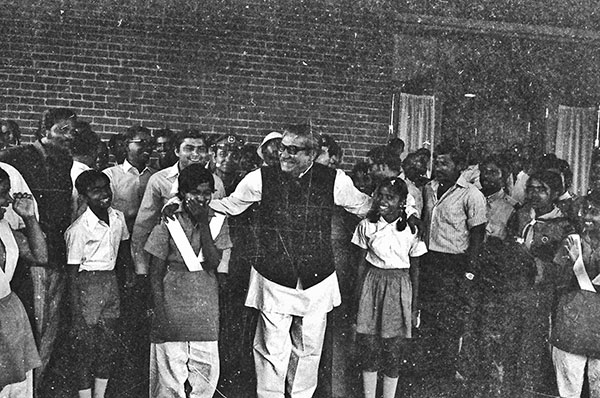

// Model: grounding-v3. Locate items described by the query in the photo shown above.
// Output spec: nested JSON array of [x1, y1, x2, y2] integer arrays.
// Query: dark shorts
[[73, 318, 118, 389], [73, 270, 120, 328]]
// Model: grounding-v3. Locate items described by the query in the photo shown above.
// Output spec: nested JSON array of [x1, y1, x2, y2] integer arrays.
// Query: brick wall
[[0, 0, 399, 170]]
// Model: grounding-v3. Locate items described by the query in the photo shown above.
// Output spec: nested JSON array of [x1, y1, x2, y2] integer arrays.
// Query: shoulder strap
[[164, 214, 227, 272], [570, 234, 596, 293], [165, 217, 203, 272]]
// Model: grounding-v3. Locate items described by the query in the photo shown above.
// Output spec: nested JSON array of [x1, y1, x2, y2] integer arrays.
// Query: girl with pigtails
[[351, 177, 427, 398]]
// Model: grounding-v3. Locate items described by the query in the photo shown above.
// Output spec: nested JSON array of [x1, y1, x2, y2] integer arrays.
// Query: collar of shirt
[[72, 160, 91, 172], [430, 174, 470, 193], [530, 205, 564, 221], [121, 159, 153, 175], [79, 206, 116, 229], [376, 216, 399, 229], [165, 163, 180, 179]]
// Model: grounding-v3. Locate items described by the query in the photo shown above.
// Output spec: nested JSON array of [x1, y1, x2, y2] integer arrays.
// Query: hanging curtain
[[395, 92, 436, 158], [555, 105, 597, 196]]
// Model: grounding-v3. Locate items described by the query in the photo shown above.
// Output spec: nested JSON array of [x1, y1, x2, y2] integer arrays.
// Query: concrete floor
[[39, 302, 562, 398]]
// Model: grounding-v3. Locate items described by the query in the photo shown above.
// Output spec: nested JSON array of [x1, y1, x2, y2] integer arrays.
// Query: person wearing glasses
[[104, 126, 157, 233], [210, 134, 245, 195], [103, 126, 157, 396], [0, 108, 77, 393], [209, 123, 372, 398], [133, 129, 227, 277]]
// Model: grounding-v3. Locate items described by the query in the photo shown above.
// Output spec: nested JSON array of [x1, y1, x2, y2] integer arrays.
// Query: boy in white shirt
[[65, 170, 130, 398]]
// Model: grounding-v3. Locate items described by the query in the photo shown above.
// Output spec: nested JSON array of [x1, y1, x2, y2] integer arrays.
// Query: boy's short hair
[[75, 170, 110, 196], [481, 153, 511, 179], [178, 163, 215, 197], [527, 169, 564, 195], [124, 125, 151, 141], [174, 129, 207, 150], [434, 144, 468, 170], [368, 145, 402, 173], [152, 128, 174, 140]]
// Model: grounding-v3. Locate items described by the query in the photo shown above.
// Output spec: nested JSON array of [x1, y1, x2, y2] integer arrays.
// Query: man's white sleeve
[[209, 168, 263, 216], [333, 169, 372, 218]]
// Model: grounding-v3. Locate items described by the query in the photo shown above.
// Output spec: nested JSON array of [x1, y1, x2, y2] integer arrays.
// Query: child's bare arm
[[12, 193, 47, 265], [410, 256, 420, 322]]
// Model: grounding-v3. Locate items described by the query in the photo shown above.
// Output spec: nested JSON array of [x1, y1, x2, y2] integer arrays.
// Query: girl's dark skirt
[[355, 265, 413, 377], [0, 291, 41, 390], [356, 265, 412, 339]]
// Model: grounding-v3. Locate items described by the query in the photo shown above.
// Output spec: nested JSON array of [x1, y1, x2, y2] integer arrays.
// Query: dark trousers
[[418, 251, 471, 375]]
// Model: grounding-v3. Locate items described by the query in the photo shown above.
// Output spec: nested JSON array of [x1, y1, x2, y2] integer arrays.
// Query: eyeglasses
[[180, 144, 207, 153], [279, 144, 308, 155], [128, 139, 155, 147]]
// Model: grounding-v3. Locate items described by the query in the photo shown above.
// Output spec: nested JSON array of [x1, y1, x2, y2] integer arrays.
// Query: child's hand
[[407, 214, 423, 238], [565, 235, 580, 262], [185, 197, 209, 224], [162, 203, 178, 222], [412, 309, 421, 328], [12, 193, 35, 218]]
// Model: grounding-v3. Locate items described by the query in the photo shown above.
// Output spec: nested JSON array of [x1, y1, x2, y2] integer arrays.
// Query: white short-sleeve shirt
[[65, 207, 129, 272], [352, 217, 427, 269]]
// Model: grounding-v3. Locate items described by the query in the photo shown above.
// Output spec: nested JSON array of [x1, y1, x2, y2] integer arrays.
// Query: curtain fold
[[555, 105, 597, 196], [396, 93, 436, 156]]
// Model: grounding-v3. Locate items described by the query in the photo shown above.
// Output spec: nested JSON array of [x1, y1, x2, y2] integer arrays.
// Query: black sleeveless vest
[[256, 163, 336, 288]]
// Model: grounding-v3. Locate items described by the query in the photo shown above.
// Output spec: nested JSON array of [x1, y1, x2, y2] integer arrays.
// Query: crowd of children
[[2, 107, 600, 398]]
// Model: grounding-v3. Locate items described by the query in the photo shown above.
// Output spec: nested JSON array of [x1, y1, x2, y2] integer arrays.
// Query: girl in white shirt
[[352, 177, 427, 398]]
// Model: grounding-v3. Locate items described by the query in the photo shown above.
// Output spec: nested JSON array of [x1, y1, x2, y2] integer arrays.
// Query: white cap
[[257, 131, 283, 160]]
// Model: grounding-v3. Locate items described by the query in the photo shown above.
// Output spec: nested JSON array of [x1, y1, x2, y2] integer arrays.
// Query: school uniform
[[512, 204, 574, 393], [353, 217, 427, 339], [551, 235, 600, 398], [64, 207, 129, 390], [132, 162, 225, 275], [0, 142, 72, 384], [144, 209, 232, 398], [0, 220, 40, 398]]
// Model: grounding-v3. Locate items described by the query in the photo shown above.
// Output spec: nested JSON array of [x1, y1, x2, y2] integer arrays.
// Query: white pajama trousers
[[149, 341, 219, 398], [0, 370, 33, 398], [553, 346, 600, 398], [253, 310, 327, 398]]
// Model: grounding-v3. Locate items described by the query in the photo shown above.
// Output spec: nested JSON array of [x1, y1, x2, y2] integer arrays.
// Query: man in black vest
[[210, 124, 371, 398]]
